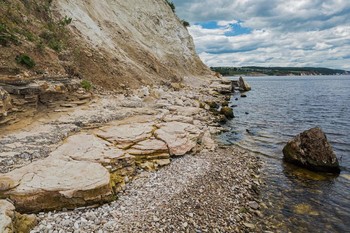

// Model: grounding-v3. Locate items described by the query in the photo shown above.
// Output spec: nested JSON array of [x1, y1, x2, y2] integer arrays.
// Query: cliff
[[0, 0, 210, 89]]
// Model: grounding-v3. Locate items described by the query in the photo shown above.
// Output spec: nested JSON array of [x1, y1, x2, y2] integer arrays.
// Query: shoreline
[[0, 75, 269, 232]]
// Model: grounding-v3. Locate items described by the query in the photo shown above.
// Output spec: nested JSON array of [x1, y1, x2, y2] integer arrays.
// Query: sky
[[172, 0, 350, 70]]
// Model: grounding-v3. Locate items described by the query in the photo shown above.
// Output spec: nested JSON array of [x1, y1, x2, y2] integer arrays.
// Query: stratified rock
[[220, 106, 234, 119], [238, 77, 251, 91], [155, 122, 201, 156], [283, 127, 340, 173], [0, 159, 113, 213], [209, 81, 232, 94], [96, 123, 154, 149], [0, 87, 12, 118]]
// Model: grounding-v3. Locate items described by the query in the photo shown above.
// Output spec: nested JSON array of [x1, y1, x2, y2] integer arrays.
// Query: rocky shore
[[0, 75, 267, 232]]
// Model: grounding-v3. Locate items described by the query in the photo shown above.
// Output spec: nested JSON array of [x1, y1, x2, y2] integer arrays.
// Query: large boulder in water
[[238, 77, 251, 92], [283, 127, 340, 173]]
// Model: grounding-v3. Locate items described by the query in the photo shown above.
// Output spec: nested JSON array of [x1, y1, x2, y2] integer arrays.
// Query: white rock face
[[54, 0, 209, 84], [0, 200, 14, 233]]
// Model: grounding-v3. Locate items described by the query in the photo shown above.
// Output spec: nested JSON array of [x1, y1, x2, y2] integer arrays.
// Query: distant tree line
[[211, 66, 349, 76]]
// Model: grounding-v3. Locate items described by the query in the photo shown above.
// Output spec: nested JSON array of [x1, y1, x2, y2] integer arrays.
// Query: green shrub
[[81, 80, 92, 91], [166, 0, 175, 12], [182, 20, 190, 27], [59, 16, 72, 26], [15, 54, 36, 68]]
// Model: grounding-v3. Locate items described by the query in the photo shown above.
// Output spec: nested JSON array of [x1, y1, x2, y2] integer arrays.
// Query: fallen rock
[[283, 127, 340, 173], [220, 106, 234, 119], [155, 122, 201, 156], [238, 77, 251, 91]]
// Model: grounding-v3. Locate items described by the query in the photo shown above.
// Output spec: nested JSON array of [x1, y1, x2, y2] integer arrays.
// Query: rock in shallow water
[[283, 127, 340, 173]]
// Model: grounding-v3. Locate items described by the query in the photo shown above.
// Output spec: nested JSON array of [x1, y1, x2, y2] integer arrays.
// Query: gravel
[[31, 146, 266, 233]]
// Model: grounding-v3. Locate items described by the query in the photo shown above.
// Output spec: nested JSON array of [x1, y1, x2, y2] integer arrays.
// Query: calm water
[[221, 75, 350, 232]]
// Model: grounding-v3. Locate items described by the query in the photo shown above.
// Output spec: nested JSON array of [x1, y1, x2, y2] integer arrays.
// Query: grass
[[81, 80, 92, 91]]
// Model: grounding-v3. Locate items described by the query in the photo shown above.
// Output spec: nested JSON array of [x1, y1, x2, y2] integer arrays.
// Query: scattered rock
[[283, 127, 340, 173], [238, 77, 251, 91], [220, 106, 234, 119]]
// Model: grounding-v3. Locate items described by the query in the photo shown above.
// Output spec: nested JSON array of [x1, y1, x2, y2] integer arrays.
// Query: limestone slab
[[155, 122, 201, 156], [0, 158, 113, 213], [50, 133, 125, 162], [96, 122, 154, 149]]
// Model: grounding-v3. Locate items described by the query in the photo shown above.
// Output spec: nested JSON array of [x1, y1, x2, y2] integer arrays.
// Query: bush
[[81, 80, 92, 91], [15, 54, 36, 68], [166, 0, 175, 12], [182, 20, 190, 27]]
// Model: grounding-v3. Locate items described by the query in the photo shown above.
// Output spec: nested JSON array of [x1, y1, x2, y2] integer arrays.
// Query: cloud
[[172, 0, 350, 69]]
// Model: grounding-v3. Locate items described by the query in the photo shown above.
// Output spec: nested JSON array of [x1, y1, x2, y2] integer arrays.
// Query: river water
[[221, 75, 350, 232]]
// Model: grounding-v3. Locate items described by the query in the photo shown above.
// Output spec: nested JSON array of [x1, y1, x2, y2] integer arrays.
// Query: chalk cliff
[[53, 0, 210, 88]]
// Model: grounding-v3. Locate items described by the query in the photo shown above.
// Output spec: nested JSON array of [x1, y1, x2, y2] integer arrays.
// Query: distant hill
[[211, 66, 350, 76]]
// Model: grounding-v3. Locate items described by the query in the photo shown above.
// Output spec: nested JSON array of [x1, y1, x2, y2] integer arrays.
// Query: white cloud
[[173, 0, 350, 69]]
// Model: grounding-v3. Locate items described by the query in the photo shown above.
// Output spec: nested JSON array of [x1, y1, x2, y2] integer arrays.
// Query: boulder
[[238, 77, 251, 91], [283, 127, 340, 173], [220, 106, 234, 119]]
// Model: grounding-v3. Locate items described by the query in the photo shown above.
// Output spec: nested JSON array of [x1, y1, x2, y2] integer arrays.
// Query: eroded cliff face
[[53, 0, 210, 88]]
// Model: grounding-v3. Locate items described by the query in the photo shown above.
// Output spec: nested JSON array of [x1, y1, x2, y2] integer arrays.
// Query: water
[[221, 75, 350, 232]]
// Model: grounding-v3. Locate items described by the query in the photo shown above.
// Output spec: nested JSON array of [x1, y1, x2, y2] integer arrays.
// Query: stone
[[0, 158, 113, 213], [209, 82, 232, 94], [0, 200, 37, 233], [201, 131, 216, 151], [0, 87, 12, 117], [50, 133, 125, 162], [155, 122, 201, 156], [96, 122, 154, 149], [220, 106, 234, 119], [127, 138, 168, 156], [283, 127, 340, 173], [238, 77, 251, 91], [0, 200, 14, 233]]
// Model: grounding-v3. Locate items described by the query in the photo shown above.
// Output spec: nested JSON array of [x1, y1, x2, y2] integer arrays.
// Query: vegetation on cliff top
[[211, 66, 350, 76]]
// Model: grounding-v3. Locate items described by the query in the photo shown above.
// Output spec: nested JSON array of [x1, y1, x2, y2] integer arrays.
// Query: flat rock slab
[[155, 122, 201, 156], [0, 158, 112, 213], [50, 133, 125, 162], [127, 138, 168, 156], [96, 123, 155, 149]]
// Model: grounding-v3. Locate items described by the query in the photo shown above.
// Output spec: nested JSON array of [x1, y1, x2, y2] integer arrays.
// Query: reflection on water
[[221, 76, 350, 232]]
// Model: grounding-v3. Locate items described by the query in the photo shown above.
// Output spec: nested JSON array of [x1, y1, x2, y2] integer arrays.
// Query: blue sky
[[172, 0, 350, 70]]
